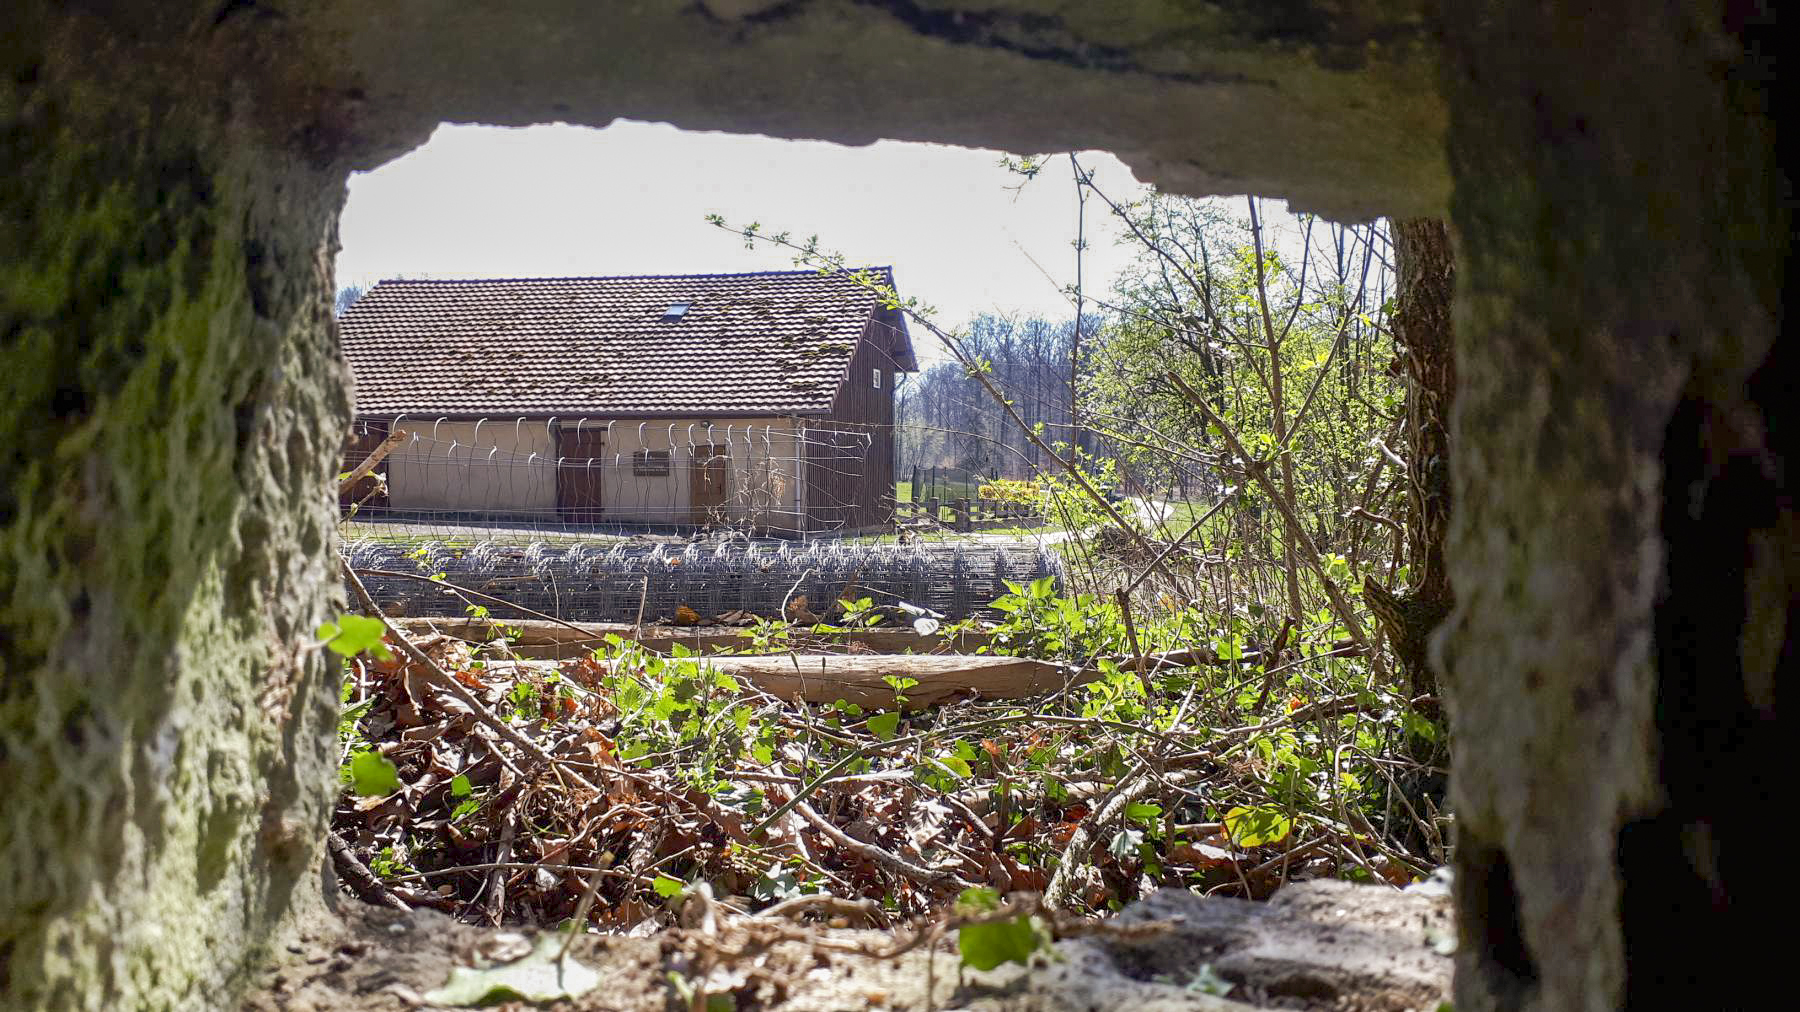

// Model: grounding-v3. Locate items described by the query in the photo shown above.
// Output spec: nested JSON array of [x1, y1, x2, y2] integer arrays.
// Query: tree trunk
[[1363, 217, 1456, 857], [1437, 5, 1788, 1010], [0, 21, 350, 1007], [1364, 217, 1456, 701]]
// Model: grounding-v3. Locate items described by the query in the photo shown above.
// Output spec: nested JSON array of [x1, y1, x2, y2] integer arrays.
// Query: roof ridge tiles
[[366, 267, 893, 286]]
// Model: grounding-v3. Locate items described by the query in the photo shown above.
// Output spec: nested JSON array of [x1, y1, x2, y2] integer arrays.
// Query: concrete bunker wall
[[1, 3, 1787, 1011]]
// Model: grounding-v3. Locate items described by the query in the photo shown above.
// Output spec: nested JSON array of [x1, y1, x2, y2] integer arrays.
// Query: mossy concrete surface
[[2, 14, 350, 1006], [1436, 4, 1786, 1009]]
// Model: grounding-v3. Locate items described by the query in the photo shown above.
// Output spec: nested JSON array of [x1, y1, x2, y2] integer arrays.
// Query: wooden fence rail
[[895, 497, 1044, 533]]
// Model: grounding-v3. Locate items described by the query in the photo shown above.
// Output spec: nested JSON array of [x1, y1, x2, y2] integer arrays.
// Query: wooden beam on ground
[[397, 617, 990, 659], [703, 653, 1089, 708], [590, 653, 1095, 709]]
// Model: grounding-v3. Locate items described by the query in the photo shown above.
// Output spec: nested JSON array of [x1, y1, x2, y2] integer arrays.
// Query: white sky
[[336, 121, 1153, 341]]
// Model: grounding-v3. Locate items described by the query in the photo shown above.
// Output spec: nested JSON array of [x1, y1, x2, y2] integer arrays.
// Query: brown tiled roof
[[339, 268, 912, 418]]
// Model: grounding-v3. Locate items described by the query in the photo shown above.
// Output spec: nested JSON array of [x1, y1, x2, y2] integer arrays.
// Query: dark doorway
[[690, 444, 730, 525], [556, 426, 605, 522]]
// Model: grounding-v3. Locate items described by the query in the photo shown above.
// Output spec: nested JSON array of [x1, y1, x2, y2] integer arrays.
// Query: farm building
[[337, 268, 917, 535]]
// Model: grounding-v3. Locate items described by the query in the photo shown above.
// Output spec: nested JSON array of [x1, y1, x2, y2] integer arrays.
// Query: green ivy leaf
[[938, 755, 973, 778], [348, 749, 402, 797], [1223, 805, 1293, 848], [317, 614, 393, 661], [749, 871, 801, 903], [450, 774, 472, 797], [867, 712, 901, 741], [957, 910, 1044, 971], [1124, 802, 1163, 824], [652, 874, 686, 900], [1107, 827, 1145, 859], [1402, 710, 1441, 743]]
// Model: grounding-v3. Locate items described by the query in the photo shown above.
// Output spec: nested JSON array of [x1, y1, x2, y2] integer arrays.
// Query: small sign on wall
[[633, 449, 672, 477]]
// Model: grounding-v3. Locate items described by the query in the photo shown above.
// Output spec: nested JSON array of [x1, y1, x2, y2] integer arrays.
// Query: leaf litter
[[315, 597, 1444, 1008]]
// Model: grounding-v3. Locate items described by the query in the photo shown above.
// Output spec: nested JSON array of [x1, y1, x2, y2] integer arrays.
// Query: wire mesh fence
[[336, 416, 1069, 622], [343, 537, 1063, 624]]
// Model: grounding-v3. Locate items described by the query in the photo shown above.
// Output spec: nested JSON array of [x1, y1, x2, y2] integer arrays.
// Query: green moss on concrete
[[1, 66, 349, 1009], [1435, 5, 1784, 1010]]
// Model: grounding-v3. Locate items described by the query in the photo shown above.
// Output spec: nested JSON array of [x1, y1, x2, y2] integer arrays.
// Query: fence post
[[910, 464, 921, 504], [926, 498, 940, 525], [956, 497, 972, 533]]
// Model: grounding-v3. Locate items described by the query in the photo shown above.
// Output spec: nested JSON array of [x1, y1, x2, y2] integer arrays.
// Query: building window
[[633, 449, 672, 476], [872, 368, 882, 389]]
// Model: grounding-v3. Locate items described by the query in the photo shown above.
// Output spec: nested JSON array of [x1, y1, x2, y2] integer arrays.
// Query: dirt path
[[247, 877, 1452, 1011]]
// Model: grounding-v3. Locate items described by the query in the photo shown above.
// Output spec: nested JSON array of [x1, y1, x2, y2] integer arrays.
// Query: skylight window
[[661, 301, 691, 322]]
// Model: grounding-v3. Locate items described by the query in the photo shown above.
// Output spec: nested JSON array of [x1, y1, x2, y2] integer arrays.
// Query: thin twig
[[1042, 764, 1155, 910], [328, 830, 411, 911], [351, 567, 622, 643], [342, 560, 598, 793], [337, 428, 408, 497], [746, 712, 1213, 838], [756, 892, 882, 924], [1122, 490, 1235, 597], [1165, 372, 1379, 668], [791, 797, 964, 886]]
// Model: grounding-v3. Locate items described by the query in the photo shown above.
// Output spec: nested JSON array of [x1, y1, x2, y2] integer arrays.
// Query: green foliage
[[954, 887, 1046, 971], [866, 711, 901, 741], [1038, 451, 1125, 533], [595, 636, 773, 799], [318, 614, 392, 661], [448, 773, 481, 821], [1084, 194, 1404, 585], [1223, 805, 1294, 848], [367, 845, 415, 880], [984, 577, 1127, 662], [338, 675, 375, 746], [346, 749, 402, 797]]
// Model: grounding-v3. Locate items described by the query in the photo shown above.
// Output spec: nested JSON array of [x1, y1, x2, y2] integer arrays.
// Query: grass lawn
[[338, 522, 632, 551]]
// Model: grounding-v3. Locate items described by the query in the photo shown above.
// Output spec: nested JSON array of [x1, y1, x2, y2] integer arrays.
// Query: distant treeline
[[896, 313, 1096, 478]]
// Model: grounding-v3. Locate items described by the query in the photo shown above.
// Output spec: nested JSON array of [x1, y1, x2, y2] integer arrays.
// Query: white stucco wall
[[382, 417, 803, 529], [387, 419, 559, 517], [598, 418, 804, 530]]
